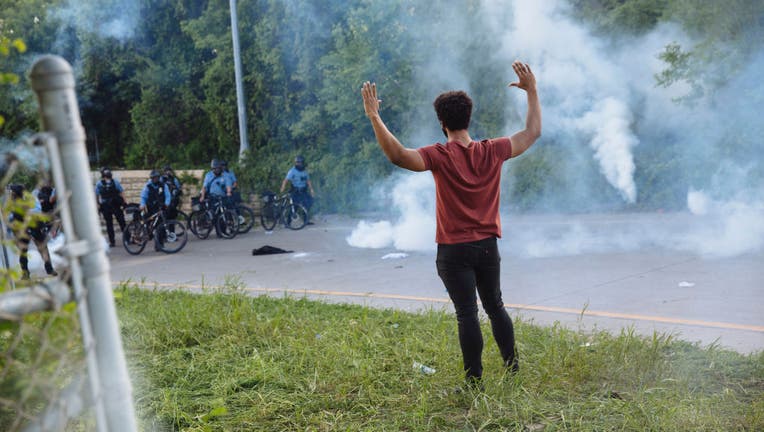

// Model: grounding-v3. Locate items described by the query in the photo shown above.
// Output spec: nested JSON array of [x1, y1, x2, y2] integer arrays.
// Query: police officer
[[280, 155, 315, 223], [220, 160, 237, 189], [139, 170, 171, 251], [220, 160, 240, 204], [33, 180, 59, 237], [7, 184, 57, 279], [95, 167, 127, 247], [161, 165, 183, 221], [200, 159, 232, 203]]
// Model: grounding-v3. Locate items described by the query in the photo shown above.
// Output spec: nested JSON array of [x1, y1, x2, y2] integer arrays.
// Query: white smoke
[[346, 220, 394, 249], [348, 0, 763, 258], [681, 190, 764, 257], [347, 174, 435, 251], [51, 0, 140, 43], [505, 0, 640, 203], [576, 97, 638, 202]]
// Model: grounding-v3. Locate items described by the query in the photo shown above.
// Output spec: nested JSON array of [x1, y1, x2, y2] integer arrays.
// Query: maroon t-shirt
[[417, 137, 512, 244]]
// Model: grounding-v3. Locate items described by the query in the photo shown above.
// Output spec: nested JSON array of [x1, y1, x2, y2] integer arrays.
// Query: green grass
[[115, 285, 764, 431]]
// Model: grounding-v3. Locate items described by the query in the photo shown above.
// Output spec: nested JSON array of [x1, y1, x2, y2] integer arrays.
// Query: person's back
[[417, 136, 513, 244], [361, 61, 541, 387]]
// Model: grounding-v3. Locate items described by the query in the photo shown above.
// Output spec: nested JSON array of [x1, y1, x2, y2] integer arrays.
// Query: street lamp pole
[[229, 0, 249, 161]]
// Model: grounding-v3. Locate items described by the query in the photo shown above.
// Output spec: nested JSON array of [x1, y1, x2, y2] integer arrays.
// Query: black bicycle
[[189, 196, 239, 240], [260, 192, 308, 231], [123, 208, 188, 255], [231, 202, 255, 234]]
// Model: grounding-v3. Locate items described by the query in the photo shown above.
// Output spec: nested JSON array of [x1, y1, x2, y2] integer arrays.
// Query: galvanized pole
[[229, 0, 250, 161], [29, 55, 137, 432]]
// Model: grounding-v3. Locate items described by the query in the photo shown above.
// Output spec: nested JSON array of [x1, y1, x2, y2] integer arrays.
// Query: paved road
[[107, 214, 764, 354]]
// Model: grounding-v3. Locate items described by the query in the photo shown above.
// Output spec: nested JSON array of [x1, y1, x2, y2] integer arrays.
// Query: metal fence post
[[29, 55, 137, 432]]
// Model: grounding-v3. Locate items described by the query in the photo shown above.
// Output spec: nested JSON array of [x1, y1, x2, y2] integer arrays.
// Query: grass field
[[115, 284, 763, 431]]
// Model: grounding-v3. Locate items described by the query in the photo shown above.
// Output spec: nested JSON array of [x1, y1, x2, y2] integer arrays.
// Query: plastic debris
[[382, 252, 408, 260], [678, 281, 695, 288], [413, 361, 436, 375]]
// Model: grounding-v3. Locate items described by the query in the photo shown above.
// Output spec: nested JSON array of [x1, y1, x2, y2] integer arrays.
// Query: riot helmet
[[294, 155, 305, 171], [211, 158, 223, 175], [100, 167, 113, 179], [8, 183, 24, 199], [150, 169, 161, 184]]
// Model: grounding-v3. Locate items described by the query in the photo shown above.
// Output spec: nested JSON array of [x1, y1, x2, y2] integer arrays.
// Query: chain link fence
[[0, 55, 136, 431]]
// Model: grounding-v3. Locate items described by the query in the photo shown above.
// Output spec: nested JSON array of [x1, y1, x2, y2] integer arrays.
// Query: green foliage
[[1, 0, 761, 212], [115, 286, 764, 431], [568, 0, 671, 35], [0, 35, 27, 128]]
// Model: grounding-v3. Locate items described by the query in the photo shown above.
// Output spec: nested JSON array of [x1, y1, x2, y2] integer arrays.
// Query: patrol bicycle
[[230, 201, 255, 234], [123, 208, 188, 255], [259, 192, 308, 231], [189, 196, 239, 240]]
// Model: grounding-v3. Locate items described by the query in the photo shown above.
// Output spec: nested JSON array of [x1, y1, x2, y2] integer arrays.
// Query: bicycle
[[188, 196, 239, 240], [173, 208, 192, 233], [259, 192, 308, 231], [232, 203, 255, 234], [122, 207, 188, 255], [224, 192, 255, 234]]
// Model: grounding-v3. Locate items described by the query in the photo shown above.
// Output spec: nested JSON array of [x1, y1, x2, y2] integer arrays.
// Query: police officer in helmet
[[94, 167, 127, 247], [6, 183, 58, 279], [200, 159, 232, 203], [161, 165, 183, 221], [139, 170, 171, 251], [280, 155, 315, 223]]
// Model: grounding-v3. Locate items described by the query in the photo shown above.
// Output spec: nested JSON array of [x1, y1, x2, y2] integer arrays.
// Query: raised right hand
[[508, 61, 536, 92]]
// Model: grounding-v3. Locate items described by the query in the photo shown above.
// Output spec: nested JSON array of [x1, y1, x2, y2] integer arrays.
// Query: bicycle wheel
[[236, 205, 255, 234], [284, 203, 308, 230], [260, 203, 279, 231], [175, 210, 191, 233], [122, 220, 148, 255], [190, 210, 213, 239], [216, 209, 239, 239], [157, 220, 188, 254]]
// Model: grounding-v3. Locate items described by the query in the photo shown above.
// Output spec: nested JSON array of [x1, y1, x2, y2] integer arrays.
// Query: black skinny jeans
[[436, 237, 517, 380]]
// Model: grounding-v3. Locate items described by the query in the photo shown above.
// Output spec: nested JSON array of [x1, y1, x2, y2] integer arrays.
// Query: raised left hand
[[362, 81, 381, 118]]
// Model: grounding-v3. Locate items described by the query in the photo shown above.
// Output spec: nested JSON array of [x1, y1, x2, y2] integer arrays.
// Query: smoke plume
[[348, 0, 764, 258]]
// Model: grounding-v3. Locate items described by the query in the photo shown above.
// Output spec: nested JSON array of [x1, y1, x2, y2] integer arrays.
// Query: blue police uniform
[[285, 166, 313, 212], [140, 180, 171, 214], [203, 173, 232, 198], [95, 177, 126, 245]]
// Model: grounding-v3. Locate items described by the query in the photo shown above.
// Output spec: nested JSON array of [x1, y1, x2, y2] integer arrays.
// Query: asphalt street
[[107, 213, 764, 354]]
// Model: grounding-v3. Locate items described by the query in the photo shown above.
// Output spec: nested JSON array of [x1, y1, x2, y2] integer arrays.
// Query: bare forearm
[[510, 89, 542, 157], [525, 89, 541, 138], [369, 114, 406, 165]]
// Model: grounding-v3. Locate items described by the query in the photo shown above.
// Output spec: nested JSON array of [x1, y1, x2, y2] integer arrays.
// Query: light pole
[[229, 0, 249, 161]]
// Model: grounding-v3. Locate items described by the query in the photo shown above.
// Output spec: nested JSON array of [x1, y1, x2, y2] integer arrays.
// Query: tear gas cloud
[[51, 0, 140, 43], [348, 0, 764, 258]]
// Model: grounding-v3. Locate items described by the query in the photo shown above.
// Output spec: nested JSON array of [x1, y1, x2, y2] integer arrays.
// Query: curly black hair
[[433, 91, 473, 132]]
